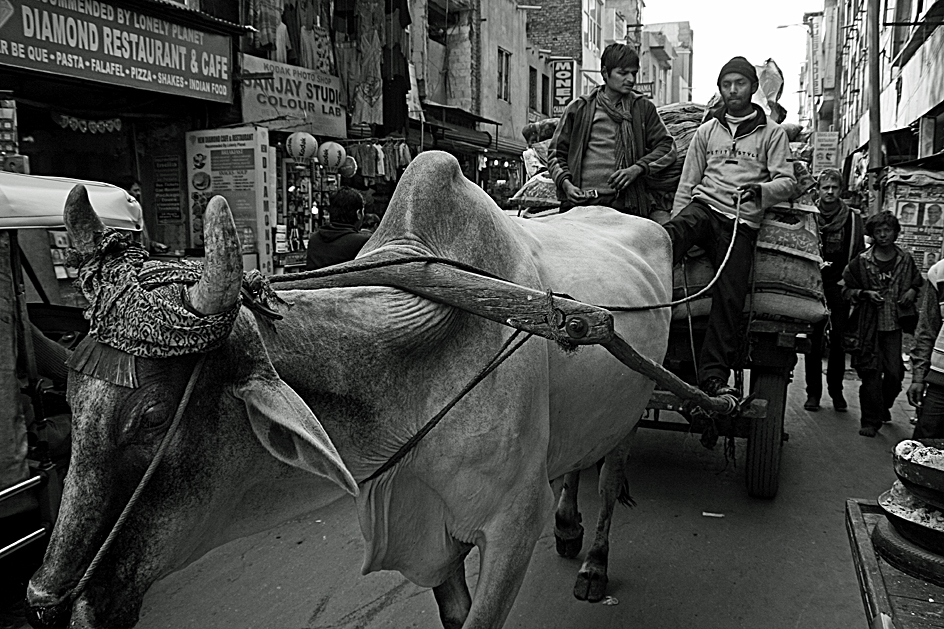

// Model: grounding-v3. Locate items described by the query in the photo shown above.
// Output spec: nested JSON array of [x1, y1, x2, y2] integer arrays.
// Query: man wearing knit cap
[[662, 56, 796, 398]]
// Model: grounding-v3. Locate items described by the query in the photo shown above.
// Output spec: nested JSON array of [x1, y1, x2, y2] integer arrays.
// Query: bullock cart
[[513, 200, 820, 499], [0, 171, 141, 606]]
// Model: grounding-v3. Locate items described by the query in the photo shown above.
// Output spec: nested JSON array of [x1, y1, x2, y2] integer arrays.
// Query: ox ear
[[233, 378, 359, 496]]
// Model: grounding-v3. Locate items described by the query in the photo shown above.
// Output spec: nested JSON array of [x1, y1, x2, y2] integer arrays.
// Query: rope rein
[[70, 354, 207, 601], [360, 329, 533, 485]]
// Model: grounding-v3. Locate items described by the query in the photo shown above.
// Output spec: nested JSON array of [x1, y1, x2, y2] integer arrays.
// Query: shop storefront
[[0, 0, 247, 302]]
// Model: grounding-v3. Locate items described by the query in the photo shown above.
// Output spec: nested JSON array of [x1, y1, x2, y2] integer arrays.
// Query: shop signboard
[[154, 155, 183, 225], [185, 127, 274, 274], [551, 59, 576, 117], [239, 54, 346, 138], [0, 1, 232, 103], [885, 167, 944, 273], [812, 131, 839, 175]]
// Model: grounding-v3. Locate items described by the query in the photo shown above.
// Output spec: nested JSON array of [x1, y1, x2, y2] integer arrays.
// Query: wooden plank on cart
[[845, 499, 944, 629]]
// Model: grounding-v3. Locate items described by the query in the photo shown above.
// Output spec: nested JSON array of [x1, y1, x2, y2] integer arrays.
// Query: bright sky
[[643, 0, 826, 124]]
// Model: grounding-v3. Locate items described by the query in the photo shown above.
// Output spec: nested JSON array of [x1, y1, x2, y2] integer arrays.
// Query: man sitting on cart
[[547, 43, 677, 219], [661, 56, 796, 398]]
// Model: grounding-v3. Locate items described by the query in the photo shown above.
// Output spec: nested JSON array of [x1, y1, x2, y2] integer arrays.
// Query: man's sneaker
[[859, 426, 878, 437], [831, 392, 848, 412], [701, 376, 738, 398], [804, 396, 821, 411]]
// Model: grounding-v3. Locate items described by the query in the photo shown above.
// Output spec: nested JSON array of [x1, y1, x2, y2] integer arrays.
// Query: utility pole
[[868, 0, 883, 215]]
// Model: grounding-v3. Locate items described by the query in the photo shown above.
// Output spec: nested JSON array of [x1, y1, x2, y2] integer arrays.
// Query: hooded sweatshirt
[[305, 222, 371, 270], [673, 103, 795, 228]]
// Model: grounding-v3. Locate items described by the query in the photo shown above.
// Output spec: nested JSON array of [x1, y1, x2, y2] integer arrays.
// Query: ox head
[[26, 186, 356, 629]]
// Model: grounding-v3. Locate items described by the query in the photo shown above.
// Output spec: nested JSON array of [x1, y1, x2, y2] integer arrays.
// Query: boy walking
[[804, 169, 865, 411], [662, 56, 796, 397], [842, 212, 923, 437], [548, 43, 677, 218]]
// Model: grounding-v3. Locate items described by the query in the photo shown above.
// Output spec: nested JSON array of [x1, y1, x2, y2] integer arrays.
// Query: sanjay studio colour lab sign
[[0, 0, 232, 103], [239, 54, 346, 139]]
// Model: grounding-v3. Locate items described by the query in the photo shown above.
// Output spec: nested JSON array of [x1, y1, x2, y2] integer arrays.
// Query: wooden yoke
[[289, 255, 759, 417]]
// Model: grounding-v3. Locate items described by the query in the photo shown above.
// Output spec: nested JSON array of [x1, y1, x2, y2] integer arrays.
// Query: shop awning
[[121, 0, 252, 35], [414, 117, 492, 148], [0, 171, 142, 231], [422, 101, 503, 127]]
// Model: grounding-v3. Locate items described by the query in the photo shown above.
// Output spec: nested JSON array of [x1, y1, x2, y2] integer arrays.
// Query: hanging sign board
[[812, 131, 840, 174], [551, 59, 576, 117], [240, 54, 346, 138], [185, 127, 274, 274], [0, 1, 232, 102]]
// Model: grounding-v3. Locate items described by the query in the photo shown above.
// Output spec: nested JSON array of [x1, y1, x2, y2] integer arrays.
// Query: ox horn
[[188, 195, 243, 316], [63, 185, 105, 257]]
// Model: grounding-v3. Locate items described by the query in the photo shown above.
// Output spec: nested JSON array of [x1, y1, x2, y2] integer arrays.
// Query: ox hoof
[[555, 532, 584, 558], [573, 569, 608, 603]]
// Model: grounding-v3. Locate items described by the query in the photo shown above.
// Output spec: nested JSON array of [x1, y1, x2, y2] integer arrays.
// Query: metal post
[[868, 0, 883, 215]]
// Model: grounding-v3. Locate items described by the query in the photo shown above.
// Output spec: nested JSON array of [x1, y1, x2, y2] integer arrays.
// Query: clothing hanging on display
[[251, 0, 284, 49], [274, 22, 292, 62]]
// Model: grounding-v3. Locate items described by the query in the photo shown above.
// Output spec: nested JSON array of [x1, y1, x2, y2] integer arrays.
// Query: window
[[583, 0, 603, 51], [498, 48, 512, 101], [529, 67, 538, 110], [541, 73, 550, 114]]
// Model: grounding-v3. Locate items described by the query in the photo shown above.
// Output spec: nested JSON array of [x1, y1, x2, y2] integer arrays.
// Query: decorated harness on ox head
[[66, 228, 285, 388]]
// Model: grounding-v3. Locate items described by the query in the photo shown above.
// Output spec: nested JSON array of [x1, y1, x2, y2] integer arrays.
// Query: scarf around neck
[[595, 89, 636, 171], [817, 199, 850, 255]]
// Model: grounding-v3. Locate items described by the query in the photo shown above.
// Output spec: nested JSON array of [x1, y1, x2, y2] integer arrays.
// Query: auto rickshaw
[[0, 171, 141, 624]]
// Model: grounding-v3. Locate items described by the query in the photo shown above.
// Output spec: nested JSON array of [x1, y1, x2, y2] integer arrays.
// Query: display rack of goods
[[870, 441, 944, 587]]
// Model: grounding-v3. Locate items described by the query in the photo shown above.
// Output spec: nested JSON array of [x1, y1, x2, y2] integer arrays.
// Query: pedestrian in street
[[907, 259, 944, 438], [842, 211, 923, 437], [803, 168, 866, 412], [547, 43, 677, 219], [305, 187, 371, 270], [662, 56, 796, 398]]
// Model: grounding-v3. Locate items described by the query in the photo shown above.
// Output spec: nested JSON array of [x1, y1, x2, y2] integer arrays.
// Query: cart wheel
[[746, 368, 787, 499]]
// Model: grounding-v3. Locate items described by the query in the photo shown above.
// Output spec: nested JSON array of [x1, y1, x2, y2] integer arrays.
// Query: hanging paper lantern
[[285, 132, 318, 164], [317, 141, 346, 172], [338, 155, 358, 178]]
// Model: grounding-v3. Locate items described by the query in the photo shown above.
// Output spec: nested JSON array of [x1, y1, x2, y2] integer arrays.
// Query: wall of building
[[526, 0, 583, 63], [480, 0, 529, 150]]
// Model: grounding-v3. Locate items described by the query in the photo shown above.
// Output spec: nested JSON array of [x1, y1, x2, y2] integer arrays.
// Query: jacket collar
[[862, 244, 906, 269], [580, 85, 641, 109], [710, 102, 768, 138]]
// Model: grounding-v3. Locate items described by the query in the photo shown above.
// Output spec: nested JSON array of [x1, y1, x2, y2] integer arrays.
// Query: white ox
[[27, 151, 671, 629]]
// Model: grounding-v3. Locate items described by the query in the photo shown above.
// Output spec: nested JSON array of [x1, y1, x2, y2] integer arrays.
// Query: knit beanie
[[717, 56, 758, 86]]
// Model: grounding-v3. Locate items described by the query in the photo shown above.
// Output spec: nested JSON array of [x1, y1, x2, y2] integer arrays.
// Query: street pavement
[[127, 353, 920, 629]]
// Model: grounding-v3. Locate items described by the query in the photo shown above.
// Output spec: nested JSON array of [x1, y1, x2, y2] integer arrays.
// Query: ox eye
[[139, 401, 173, 432]]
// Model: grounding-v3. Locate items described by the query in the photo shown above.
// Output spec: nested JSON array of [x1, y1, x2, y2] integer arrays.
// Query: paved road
[[132, 354, 916, 629]]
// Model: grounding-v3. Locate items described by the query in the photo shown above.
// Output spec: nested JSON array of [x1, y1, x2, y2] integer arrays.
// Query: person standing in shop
[[547, 42, 677, 219], [305, 187, 371, 270], [803, 168, 865, 412]]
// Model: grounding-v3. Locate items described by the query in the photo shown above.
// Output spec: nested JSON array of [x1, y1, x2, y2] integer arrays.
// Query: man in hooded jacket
[[305, 187, 371, 270], [662, 56, 796, 398]]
